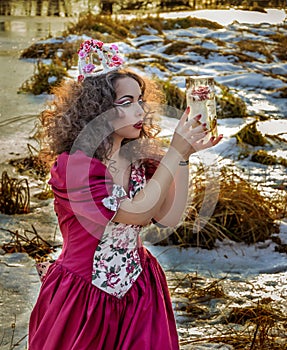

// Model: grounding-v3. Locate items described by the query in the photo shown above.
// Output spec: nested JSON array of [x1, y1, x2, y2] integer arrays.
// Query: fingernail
[[186, 106, 190, 113], [195, 114, 201, 120], [202, 123, 207, 127]]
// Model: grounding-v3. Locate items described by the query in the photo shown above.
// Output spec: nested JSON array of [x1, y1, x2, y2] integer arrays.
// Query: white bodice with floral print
[[91, 163, 146, 299]]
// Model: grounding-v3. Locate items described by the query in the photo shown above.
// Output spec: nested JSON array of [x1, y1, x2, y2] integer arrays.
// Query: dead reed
[[171, 273, 287, 349], [251, 149, 287, 167], [158, 166, 282, 249], [0, 171, 30, 215], [0, 225, 58, 261], [214, 299, 287, 349], [170, 273, 226, 317], [9, 143, 50, 180], [18, 60, 68, 95], [235, 121, 268, 146], [216, 85, 248, 119]]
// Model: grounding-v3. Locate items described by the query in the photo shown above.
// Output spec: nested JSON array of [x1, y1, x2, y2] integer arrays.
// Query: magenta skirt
[[29, 249, 179, 350]]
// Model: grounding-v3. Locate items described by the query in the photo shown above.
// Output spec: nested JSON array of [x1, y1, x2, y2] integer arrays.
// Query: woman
[[29, 39, 222, 349]]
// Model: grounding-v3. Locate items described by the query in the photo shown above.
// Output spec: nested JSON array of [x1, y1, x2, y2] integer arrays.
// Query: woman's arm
[[151, 164, 189, 227], [112, 110, 222, 226], [151, 114, 204, 227]]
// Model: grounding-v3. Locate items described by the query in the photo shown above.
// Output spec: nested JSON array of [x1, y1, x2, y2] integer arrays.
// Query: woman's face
[[111, 76, 145, 141]]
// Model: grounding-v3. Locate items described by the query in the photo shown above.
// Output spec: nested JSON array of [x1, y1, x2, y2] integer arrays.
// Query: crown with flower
[[77, 39, 124, 82]]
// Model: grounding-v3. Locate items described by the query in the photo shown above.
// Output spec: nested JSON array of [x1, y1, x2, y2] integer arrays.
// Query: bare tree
[[47, 0, 60, 16], [0, 0, 11, 15], [100, 0, 116, 14]]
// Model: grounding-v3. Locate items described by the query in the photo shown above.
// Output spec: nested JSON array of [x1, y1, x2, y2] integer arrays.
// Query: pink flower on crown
[[84, 45, 91, 53], [112, 55, 124, 66], [83, 63, 95, 73], [78, 49, 86, 59], [78, 74, 85, 82], [93, 40, 104, 50], [84, 39, 91, 46], [110, 44, 119, 52]]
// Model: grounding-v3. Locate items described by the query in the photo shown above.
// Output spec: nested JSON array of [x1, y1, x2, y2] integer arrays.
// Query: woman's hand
[[112, 108, 223, 226], [170, 107, 223, 160]]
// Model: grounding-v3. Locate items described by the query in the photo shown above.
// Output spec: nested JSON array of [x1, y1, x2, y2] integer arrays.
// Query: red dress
[[29, 150, 179, 350]]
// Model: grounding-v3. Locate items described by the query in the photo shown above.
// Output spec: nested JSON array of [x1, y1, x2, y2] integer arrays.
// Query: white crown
[[77, 39, 124, 82]]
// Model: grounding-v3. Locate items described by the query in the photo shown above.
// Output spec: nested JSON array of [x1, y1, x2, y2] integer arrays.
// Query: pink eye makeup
[[113, 95, 145, 108], [114, 99, 132, 107]]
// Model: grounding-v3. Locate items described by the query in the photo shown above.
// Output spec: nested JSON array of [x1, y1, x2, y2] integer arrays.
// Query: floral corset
[[91, 163, 146, 299]]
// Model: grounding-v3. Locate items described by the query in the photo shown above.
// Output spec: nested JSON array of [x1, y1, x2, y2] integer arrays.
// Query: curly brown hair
[[40, 69, 164, 164]]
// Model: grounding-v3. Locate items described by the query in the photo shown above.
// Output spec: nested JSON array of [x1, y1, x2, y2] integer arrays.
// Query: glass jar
[[186, 76, 218, 139]]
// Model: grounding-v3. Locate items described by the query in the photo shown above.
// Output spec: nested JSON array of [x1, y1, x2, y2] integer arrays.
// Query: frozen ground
[[0, 8, 287, 350]]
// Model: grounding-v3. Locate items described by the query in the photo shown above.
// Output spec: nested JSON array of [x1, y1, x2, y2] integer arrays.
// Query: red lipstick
[[133, 120, 143, 129]]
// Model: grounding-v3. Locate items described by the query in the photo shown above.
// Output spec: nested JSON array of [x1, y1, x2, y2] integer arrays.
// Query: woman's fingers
[[178, 106, 190, 126], [188, 114, 202, 129], [190, 122, 208, 135], [187, 129, 208, 144], [195, 134, 223, 151], [174, 108, 223, 156], [178, 108, 202, 126]]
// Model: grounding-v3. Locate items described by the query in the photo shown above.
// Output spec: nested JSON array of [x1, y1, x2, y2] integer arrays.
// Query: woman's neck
[[110, 134, 123, 157]]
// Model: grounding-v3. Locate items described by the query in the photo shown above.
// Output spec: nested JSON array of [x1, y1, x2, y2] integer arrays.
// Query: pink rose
[[82, 63, 95, 73], [126, 263, 135, 274], [191, 86, 210, 101], [97, 260, 108, 269], [110, 44, 119, 52], [112, 55, 124, 66], [83, 42, 91, 53], [94, 40, 104, 49], [78, 49, 86, 59], [106, 272, 120, 288]]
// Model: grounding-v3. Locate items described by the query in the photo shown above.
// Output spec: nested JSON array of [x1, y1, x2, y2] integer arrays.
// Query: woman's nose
[[135, 102, 144, 116]]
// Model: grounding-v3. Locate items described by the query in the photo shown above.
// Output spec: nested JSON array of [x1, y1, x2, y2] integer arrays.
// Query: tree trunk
[[100, 0, 114, 14], [0, 0, 11, 16], [36, 0, 42, 16], [48, 0, 61, 16]]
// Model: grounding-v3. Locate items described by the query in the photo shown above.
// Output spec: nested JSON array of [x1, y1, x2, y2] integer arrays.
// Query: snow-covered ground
[[0, 8, 287, 349], [148, 220, 287, 277]]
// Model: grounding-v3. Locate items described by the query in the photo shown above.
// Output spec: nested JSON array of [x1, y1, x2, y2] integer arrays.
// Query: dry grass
[[169, 272, 287, 350], [234, 121, 268, 146], [171, 273, 226, 313], [217, 85, 248, 119], [0, 225, 58, 261], [163, 41, 192, 55], [18, 60, 68, 95], [156, 166, 282, 249], [161, 16, 223, 30], [251, 150, 287, 167], [157, 78, 186, 112], [9, 144, 50, 180], [0, 171, 30, 215], [268, 32, 287, 61], [211, 299, 287, 349], [65, 13, 130, 40], [236, 40, 274, 63], [64, 13, 223, 40], [273, 86, 287, 97]]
